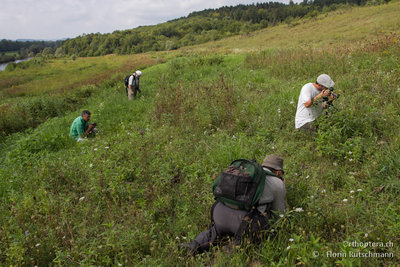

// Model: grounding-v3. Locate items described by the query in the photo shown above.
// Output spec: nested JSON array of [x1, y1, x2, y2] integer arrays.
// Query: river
[[0, 57, 32, 71]]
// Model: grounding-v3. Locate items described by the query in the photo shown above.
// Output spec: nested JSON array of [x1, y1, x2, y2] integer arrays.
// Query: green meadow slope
[[0, 2, 399, 266]]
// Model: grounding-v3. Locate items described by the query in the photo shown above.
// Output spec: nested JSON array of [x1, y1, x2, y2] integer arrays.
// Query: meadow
[[0, 2, 399, 266]]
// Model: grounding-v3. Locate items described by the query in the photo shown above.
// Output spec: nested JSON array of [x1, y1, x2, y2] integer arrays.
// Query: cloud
[[0, 0, 298, 40]]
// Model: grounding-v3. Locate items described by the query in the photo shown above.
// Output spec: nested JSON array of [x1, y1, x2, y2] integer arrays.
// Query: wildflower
[[310, 195, 314, 199], [286, 246, 291, 250], [118, 264, 122, 267], [306, 175, 310, 179], [350, 190, 354, 194], [349, 158, 353, 162], [365, 233, 368, 238], [289, 238, 294, 242], [176, 236, 180, 240], [343, 199, 348, 202], [182, 236, 187, 240], [89, 164, 93, 168], [35, 243, 41, 247], [333, 162, 338, 166], [357, 189, 363, 192], [348, 151, 353, 155], [25, 230, 29, 235], [94, 148, 98, 151], [232, 135, 236, 139], [279, 214, 284, 218], [79, 196, 85, 201], [290, 99, 295, 105], [321, 189, 326, 193], [294, 207, 304, 213], [278, 108, 281, 114], [105, 146, 110, 149]]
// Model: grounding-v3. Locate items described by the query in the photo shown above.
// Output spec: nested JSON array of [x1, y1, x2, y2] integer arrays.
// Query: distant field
[[185, 1, 400, 52]]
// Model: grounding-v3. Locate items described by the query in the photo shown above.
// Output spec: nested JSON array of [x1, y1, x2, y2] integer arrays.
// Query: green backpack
[[212, 159, 277, 211]]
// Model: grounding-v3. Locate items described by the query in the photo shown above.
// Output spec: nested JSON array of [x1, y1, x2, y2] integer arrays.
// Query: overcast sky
[[0, 0, 299, 40]]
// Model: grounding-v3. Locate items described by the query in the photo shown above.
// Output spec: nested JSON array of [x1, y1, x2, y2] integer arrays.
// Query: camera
[[323, 87, 338, 101], [92, 122, 97, 127]]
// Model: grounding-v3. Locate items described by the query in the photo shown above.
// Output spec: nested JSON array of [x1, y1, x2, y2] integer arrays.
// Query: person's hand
[[88, 124, 94, 130], [321, 89, 330, 97]]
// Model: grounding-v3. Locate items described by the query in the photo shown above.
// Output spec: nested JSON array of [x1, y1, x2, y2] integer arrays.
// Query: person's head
[[315, 74, 335, 91], [262, 155, 284, 177], [135, 70, 142, 77], [81, 110, 91, 122]]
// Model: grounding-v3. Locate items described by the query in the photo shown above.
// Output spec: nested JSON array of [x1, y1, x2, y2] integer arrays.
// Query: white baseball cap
[[317, 74, 334, 88], [135, 70, 142, 76]]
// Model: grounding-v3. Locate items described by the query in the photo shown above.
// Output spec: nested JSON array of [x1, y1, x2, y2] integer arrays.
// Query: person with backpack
[[179, 155, 286, 255], [125, 70, 142, 100]]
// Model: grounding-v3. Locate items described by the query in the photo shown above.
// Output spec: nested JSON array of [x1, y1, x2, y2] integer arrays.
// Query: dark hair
[[82, 110, 91, 116]]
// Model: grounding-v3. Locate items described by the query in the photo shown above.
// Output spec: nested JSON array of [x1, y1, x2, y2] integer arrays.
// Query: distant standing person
[[70, 110, 97, 141], [127, 70, 142, 100], [295, 74, 337, 132]]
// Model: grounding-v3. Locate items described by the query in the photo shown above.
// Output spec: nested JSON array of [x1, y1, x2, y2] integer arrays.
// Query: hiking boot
[[178, 240, 199, 256]]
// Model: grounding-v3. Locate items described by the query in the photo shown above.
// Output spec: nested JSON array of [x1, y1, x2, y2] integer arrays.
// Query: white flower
[[290, 99, 295, 105], [365, 233, 368, 238], [310, 195, 314, 199], [357, 189, 363, 192], [35, 243, 41, 247], [286, 246, 291, 250], [278, 108, 281, 114], [182, 236, 187, 240], [350, 196, 354, 199], [349, 158, 353, 162], [306, 175, 310, 179], [232, 135, 236, 139], [343, 199, 348, 202], [79, 196, 85, 201], [348, 151, 353, 155], [333, 162, 338, 166], [350, 190, 354, 194], [89, 164, 93, 168], [94, 148, 98, 151], [289, 238, 294, 242], [176, 236, 179, 240], [118, 264, 122, 267], [294, 207, 304, 213], [322, 189, 326, 193], [105, 146, 109, 149], [279, 214, 284, 218]]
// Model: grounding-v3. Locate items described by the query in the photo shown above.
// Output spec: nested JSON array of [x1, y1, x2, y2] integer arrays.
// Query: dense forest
[[1, 0, 389, 62], [0, 39, 63, 63], [59, 0, 386, 57]]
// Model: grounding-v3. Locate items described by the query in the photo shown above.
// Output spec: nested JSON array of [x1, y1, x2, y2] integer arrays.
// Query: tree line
[[1, 0, 389, 62], [0, 39, 63, 63]]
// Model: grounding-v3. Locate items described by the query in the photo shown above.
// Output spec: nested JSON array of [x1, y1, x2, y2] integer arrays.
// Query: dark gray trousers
[[194, 202, 248, 251]]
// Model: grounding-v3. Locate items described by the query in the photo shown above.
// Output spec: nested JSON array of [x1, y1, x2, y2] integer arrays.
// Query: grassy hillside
[[0, 2, 399, 266]]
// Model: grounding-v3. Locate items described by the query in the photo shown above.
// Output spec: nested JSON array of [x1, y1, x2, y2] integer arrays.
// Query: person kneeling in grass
[[69, 110, 98, 141]]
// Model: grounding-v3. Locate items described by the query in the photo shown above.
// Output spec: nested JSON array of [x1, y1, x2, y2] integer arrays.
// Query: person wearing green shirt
[[70, 110, 96, 141]]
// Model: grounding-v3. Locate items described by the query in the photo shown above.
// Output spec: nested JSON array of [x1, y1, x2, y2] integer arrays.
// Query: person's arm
[[304, 89, 330, 108], [77, 122, 93, 138], [128, 76, 134, 94], [271, 180, 286, 214], [82, 124, 94, 137]]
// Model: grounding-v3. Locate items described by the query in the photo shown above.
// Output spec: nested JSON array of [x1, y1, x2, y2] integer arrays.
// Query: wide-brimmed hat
[[262, 155, 284, 172]]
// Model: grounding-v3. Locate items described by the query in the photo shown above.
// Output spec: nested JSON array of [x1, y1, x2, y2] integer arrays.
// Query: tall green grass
[[0, 31, 399, 265]]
